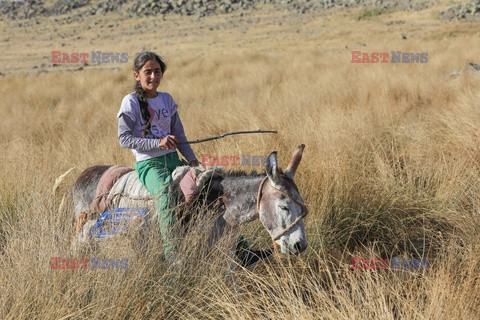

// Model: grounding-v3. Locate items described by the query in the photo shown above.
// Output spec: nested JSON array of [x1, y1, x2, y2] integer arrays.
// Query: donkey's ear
[[284, 144, 305, 180], [265, 151, 280, 184]]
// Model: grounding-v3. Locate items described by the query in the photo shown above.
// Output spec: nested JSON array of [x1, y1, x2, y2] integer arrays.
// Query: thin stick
[[178, 129, 278, 145]]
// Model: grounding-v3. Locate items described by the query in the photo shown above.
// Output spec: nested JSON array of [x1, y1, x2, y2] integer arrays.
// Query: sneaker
[[236, 248, 274, 269], [166, 256, 183, 270]]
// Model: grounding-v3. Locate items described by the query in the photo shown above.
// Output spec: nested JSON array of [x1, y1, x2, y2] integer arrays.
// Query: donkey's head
[[258, 144, 308, 255]]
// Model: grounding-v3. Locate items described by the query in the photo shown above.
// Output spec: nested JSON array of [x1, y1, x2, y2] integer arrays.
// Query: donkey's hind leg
[[70, 165, 111, 253]]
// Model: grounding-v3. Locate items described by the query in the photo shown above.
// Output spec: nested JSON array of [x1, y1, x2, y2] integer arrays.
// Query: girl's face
[[134, 59, 162, 98]]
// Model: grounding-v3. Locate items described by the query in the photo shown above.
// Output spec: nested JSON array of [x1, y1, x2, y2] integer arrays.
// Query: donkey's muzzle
[[293, 241, 307, 254]]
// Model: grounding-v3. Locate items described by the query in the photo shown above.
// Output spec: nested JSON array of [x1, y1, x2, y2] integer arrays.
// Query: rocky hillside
[[440, 0, 480, 20], [0, 0, 437, 20]]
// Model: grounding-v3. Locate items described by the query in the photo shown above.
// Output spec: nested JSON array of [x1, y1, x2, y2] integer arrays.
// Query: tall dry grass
[[1, 4, 480, 319]]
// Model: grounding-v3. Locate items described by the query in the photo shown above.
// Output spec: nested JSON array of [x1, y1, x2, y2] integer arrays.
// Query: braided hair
[[133, 51, 167, 138]]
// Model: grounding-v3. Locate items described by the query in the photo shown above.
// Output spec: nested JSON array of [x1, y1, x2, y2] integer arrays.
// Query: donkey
[[72, 145, 308, 255]]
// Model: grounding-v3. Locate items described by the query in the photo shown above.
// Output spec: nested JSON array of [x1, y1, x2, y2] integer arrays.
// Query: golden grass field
[[1, 1, 480, 319]]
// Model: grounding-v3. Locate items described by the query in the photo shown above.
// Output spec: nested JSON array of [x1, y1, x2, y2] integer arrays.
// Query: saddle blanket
[[73, 165, 224, 247], [103, 165, 222, 211], [106, 170, 154, 210], [88, 207, 148, 239]]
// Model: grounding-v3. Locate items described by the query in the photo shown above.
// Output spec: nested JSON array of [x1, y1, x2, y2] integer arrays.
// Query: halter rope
[[256, 176, 308, 255]]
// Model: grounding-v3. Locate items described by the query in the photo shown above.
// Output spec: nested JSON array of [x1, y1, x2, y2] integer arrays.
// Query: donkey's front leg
[[206, 214, 234, 249]]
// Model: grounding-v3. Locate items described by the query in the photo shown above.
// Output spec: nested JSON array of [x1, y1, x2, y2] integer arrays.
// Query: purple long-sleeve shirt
[[117, 92, 197, 162]]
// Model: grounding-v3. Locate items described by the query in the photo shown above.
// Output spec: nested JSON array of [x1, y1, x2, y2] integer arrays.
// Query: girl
[[117, 51, 198, 262]]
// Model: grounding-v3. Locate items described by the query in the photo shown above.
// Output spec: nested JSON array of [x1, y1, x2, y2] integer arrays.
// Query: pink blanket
[[90, 166, 134, 214]]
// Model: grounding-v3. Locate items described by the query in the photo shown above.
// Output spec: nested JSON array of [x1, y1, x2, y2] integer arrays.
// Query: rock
[[465, 62, 480, 71], [449, 62, 480, 78], [51, 0, 90, 16], [0, 0, 128, 19], [386, 19, 405, 25], [0, 0, 46, 19], [440, 0, 480, 21], [129, 0, 256, 17], [449, 70, 462, 79]]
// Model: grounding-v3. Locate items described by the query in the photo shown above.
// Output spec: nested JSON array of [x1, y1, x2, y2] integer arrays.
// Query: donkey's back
[[72, 165, 111, 220], [72, 164, 198, 220]]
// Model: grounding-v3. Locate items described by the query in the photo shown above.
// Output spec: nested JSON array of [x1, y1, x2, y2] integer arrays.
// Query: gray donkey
[[72, 145, 308, 257]]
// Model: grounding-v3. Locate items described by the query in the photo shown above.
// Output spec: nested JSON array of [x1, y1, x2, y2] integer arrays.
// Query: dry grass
[[1, 2, 480, 319]]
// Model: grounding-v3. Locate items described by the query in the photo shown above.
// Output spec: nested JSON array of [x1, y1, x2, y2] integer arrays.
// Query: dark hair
[[133, 51, 167, 138]]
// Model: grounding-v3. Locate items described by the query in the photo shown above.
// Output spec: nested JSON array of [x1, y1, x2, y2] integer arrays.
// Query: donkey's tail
[[53, 167, 76, 214]]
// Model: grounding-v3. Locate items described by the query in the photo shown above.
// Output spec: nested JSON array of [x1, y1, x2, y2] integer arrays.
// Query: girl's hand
[[159, 135, 178, 150], [189, 160, 199, 167]]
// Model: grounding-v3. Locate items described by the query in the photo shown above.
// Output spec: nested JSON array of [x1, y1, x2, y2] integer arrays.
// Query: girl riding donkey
[[118, 51, 272, 267]]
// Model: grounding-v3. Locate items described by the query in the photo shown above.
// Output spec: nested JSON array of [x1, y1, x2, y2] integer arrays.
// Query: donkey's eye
[[278, 205, 289, 211]]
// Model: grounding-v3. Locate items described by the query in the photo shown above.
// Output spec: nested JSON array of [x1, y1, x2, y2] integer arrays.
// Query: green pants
[[134, 152, 183, 260]]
